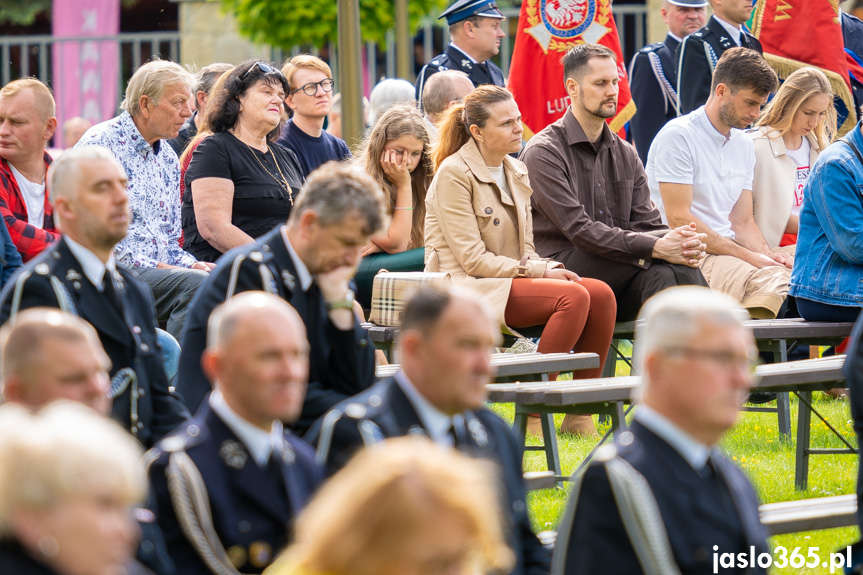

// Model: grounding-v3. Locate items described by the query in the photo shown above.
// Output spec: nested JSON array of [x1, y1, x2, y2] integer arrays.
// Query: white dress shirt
[[65, 236, 117, 292], [394, 370, 454, 446]]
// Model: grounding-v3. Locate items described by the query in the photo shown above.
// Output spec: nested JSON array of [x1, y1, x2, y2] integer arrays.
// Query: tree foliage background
[[0, 0, 139, 26], [219, 0, 451, 49]]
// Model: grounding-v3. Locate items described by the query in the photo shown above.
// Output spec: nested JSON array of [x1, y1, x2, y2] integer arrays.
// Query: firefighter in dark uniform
[[415, 0, 507, 108], [0, 146, 188, 449], [628, 0, 707, 165], [675, 0, 763, 115]]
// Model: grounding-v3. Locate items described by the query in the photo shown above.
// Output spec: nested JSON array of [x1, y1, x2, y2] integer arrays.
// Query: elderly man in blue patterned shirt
[[76, 60, 214, 342]]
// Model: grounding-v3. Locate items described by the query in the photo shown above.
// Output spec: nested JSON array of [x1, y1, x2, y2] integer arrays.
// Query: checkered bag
[[369, 271, 450, 326]]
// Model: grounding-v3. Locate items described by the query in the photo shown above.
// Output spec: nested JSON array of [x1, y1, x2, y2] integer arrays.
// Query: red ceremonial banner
[[508, 0, 636, 140], [752, 0, 856, 134]]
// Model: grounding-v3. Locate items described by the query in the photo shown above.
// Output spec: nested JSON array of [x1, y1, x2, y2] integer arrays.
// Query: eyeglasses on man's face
[[291, 78, 335, 97], [662, 346, 759, 375]]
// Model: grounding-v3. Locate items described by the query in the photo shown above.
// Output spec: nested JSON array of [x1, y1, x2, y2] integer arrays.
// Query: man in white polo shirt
[[647, 48, 791, 319]]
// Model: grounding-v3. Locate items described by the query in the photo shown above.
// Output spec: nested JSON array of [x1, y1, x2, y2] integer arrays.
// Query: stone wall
[[173, 0, 270, 68]]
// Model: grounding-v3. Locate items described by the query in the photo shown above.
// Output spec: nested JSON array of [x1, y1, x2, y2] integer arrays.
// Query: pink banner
[[52, 0, 120, 145]]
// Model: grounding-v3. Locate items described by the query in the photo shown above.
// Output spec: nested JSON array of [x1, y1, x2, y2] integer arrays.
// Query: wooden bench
[[488, 356, 854, 489], [533, 495, 858, 549], [603, 319, 854, 438]]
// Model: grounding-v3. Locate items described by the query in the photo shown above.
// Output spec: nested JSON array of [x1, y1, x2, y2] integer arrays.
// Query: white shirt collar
[[281, 226, 313, 292], [64, 236, 117, 290], [635, 405, 711, 471], [209, 388, 284, 467], [449, 42, 479, 64], [394, 370, 454, 445], [668, 31, 684, 43], [714, 15, 743, 46]]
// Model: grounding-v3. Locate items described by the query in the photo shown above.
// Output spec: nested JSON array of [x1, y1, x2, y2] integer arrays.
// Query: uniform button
[[141, 541, 154, 553], [187, 425, 200, 437], [238, 520, 251, 533], [137, 422, 144, 430], [493, 218, 500, 226], [599, 210, 604, 215], [140, 343, 150, 352], [596, 182, 601, 187], [133, 325, 142, 334], [138, 388, 146, 398]]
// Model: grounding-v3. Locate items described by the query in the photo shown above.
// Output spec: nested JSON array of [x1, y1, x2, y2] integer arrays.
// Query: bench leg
[[513, 406, 529, 444], [601, 339, 619, 378], [795, 391, 812, 491], [777, 392, 791, 439], [539, 413, 562, 484]]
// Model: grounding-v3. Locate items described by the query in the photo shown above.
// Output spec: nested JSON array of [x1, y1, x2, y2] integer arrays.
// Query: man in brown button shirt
[[520, 44, 708, 321]]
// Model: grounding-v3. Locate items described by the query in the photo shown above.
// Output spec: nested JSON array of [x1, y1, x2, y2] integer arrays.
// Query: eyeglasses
[[241, 62, 285, 82], [291, 78, 335, 96], [662, 346, 759, 374]]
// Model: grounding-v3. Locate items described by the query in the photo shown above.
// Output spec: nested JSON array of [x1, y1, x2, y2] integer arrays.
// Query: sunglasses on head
[[241, 62, 285, 82]]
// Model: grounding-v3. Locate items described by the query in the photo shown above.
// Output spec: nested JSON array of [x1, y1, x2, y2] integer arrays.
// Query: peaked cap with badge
[[415, 0, 507, 104]]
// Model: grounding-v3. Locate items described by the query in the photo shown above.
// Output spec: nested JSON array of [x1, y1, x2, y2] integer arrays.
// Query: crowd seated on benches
[[4, 16, 863, 575]]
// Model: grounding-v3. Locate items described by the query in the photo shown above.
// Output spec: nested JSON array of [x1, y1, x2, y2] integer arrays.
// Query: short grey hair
[[49, 146, 125, 202], [0, 401, 145, 535], [634, 287, 749, 389], [207, 291, 306, 349], [422, 70, 472, 121], [287, 161, 387, 236], [368, 78, 416, 127], [0, 308, 106, 387], [121, 60, 195, 117]]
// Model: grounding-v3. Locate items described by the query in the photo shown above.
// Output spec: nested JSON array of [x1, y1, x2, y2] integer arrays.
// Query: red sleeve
[[0, 164, 59, 261]]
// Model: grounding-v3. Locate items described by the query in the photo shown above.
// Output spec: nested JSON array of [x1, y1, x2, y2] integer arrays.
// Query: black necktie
[[102, 273, 123, 314], [739, 33, 751, 49]]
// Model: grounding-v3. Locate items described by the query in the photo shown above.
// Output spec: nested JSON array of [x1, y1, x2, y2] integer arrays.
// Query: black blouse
[[183, 131, 304, 262]]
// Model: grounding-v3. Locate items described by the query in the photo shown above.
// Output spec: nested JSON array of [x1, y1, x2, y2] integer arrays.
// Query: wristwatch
[[325, 289, 355, 311]]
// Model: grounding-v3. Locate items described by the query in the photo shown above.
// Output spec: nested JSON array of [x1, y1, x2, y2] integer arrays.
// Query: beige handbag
[[369, 271, 450, 326]]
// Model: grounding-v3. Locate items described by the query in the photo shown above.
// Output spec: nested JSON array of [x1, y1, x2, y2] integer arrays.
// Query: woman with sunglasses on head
[[425, 85, 616, 437], [277, 55, 351, 178], [353, 104, 432, 308], [184, 60, 304, 263]]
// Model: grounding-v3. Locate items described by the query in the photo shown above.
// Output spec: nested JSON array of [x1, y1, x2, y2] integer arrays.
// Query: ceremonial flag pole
[[752, 0, 857, 135], [508, 0, 636, 140]]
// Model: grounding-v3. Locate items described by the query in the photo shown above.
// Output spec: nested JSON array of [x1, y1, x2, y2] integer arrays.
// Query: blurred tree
[[220, 0, 450, 49], [0, 0, 50, 25], [0, 0, 140, 26]]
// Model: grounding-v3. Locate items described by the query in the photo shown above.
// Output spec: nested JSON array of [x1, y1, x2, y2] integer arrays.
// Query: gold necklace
[[243, 142, 295, 205]]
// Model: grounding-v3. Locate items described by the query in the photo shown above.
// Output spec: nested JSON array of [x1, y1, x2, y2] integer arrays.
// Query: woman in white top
[[749, 67, 835, 250]]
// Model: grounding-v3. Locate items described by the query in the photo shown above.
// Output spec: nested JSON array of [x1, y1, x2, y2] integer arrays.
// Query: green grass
[[489, 351, 860, 574]]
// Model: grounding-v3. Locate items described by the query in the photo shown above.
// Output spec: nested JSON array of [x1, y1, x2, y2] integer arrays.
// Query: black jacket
[[415, 43, 506, 106], [555, 420, 769, 574], [147, 402, 324, 575], [628, 34, 680, 165], [675, 16, 763, 115], [176, 226, 376, 431], [307, 376, 551, 575], [0, 238, 188, 448]]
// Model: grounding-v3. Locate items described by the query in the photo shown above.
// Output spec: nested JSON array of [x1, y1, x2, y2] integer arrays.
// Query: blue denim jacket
[[0, 222, 21, 290], [790, 122, 863, 306]]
